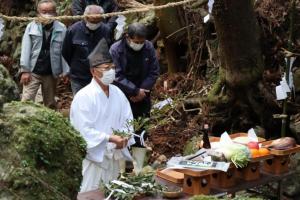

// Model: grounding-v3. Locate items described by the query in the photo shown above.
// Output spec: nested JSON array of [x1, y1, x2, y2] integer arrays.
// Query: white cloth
[[79, 156, 121, 193], [70, 79, 135, 163]]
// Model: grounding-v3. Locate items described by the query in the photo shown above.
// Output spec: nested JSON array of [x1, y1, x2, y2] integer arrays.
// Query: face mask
[[98, 69, 115, 85], [40, 14, 54, 25], [86, 22, 101, 31], [128, 41, 144, 51]]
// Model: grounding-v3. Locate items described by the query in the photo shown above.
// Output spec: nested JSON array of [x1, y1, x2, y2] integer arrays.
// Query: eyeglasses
[[95, 64, 115, 71]]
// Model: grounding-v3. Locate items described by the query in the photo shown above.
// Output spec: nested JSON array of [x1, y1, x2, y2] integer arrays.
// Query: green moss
[[183, 136, 202, 156], [189, 195, 218, 200], [0, 64, 19, 109], [0, 101, 86, 200]]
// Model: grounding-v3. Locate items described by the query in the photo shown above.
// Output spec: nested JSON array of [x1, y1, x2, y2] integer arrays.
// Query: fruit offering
[[250, 147, 270, 158]]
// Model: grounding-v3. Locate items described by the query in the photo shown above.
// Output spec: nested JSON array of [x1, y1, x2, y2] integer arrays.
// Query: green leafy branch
[[101, 172, 165, 200]]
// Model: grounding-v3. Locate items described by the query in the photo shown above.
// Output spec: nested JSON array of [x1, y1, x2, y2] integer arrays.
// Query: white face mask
[[40, 14, 54, 24], [128, 41, 144, 51], [40, 13, 54, 18], [98, 69, 115, 85], [86, 22, 101, 31]]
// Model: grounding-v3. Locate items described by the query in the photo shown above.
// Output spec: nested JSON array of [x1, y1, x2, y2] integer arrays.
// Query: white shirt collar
[[91, 78, 110, 97]]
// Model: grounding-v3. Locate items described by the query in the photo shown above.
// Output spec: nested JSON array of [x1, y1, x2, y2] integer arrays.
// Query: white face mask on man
[[98, 69, 115, 85], [128, 41, 144, 51], [39, 13, 55, 25], [86, 22, 101, 31]]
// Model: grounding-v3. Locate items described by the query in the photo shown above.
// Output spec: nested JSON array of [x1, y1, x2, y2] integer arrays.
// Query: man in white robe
[[70, 38, 135, 193]]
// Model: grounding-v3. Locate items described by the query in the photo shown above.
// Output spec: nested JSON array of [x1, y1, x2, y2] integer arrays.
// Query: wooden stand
[[173, 168, 214, 195], [262, 155, 290, 175], [236, 155, 273, 181], [211, 167, 236, 188], [261, 140, 300, 175], [236, 162, 260, 181], [183, 174, 211, 195], [156, 169, 184, 184]]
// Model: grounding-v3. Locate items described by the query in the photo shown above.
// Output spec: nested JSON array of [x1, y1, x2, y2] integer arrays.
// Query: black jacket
[[62, 21, 112, 85]]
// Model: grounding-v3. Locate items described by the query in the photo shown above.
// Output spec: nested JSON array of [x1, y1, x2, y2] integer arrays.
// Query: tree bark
[[154, 0, 186, 73], [213, 0, 263, 88], [205, 0, 281, 137]]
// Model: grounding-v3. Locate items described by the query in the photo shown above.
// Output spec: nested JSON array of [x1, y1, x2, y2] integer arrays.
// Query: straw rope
[[0, 0, 201, 22]]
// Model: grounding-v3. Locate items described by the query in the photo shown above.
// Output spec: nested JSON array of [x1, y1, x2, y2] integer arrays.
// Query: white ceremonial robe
[[70, 79, 135, 193]]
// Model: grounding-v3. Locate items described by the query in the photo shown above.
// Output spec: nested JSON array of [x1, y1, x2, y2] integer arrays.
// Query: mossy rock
[[0, 101, 86, 199], [0, 64, 19, 108]]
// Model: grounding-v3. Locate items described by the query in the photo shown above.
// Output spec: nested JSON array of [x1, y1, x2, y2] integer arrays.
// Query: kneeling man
[[70, 38, 135, 193]]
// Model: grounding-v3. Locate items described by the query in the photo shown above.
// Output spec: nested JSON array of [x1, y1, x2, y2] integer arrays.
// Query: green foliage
[[57, 0, 72, 15], [189, 195, 218, 200], [183, 136, 202, 156], [0, 101, 86, 200], [102, 172, 164, 200]]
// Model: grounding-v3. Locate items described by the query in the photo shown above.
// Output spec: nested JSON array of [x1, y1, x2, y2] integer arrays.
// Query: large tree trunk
[[154, 0, 186, 73], [213, 0, 263, 88], [206, 0, 281, 137]]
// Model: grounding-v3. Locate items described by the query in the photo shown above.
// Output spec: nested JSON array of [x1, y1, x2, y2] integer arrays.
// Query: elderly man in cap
[[70, 38, 135, 193]]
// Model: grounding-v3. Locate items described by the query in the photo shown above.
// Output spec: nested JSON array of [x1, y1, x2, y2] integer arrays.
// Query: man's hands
[[20, 72, 32, 85], [109, 135, 128, 149], [130, 89, 149, 102]]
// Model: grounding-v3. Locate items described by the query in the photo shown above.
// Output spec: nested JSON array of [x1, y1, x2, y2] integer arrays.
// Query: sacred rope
[[0, 0, 204, 22]]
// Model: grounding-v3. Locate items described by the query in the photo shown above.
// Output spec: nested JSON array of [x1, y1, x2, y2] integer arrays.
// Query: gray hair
[[37, 0, 57, 10], [128, 23, 147, 39], [84, 5, 104, 15]]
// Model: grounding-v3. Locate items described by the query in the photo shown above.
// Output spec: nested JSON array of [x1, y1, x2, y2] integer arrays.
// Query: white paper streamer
[[111, 180, 135, 189], [115, 15, 126, 40], [208, 0, 215, 14], [203, 0, 214, 23], [153, 98, 173, 110], [132, 130, 146, 147], [276, 85, 287, 100], [104, 189, 126, 200], [203, 14, 210, 23], [0, 17, 4, 40], [285, 57, 296, 90], [280, 77, 291, 93], [247, 128, 258, 142]]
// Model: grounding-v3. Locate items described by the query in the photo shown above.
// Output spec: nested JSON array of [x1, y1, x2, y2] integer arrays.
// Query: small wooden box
[[262, 155, 290, 175], [236, 154, 273, 181], [183, 174, 211, 195], [174, 168, 213, 195], [211, 167, 236, 188], [236, 162, 260, 181], [261, 140, 300, 175]]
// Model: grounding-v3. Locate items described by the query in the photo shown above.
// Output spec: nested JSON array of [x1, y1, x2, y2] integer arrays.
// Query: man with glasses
[[110, 22, 160, 173], [70, 38, 135, 193], [110, 23, 159, 144]]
